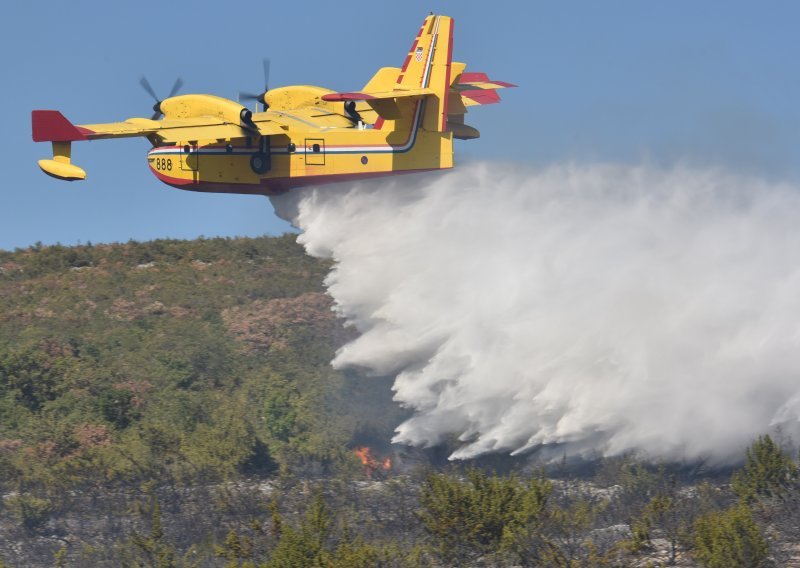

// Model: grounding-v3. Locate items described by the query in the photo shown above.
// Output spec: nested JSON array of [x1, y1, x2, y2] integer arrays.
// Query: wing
[[32, 109, 285, 181], [32, 110, 283, 143]]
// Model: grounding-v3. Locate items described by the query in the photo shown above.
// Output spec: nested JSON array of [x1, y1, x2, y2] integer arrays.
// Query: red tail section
[[454, 73, 516, 106]]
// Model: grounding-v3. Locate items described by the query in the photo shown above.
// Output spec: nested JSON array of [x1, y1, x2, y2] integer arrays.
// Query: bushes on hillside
[[732, 434, 798, 501], [693, 504, 768, 568]]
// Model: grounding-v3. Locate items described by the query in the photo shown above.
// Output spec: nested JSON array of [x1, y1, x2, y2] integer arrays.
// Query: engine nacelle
[[263, 85, 345, 114], [160, 95, 254, 126]]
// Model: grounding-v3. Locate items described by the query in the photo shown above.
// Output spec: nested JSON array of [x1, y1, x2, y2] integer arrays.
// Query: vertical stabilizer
[[396, 14, 454, 132]]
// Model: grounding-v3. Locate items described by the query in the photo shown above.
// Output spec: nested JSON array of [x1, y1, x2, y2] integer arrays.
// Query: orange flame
[[353, 446, 392, 478]]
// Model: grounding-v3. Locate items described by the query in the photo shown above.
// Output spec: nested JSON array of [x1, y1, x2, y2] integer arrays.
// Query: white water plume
[[271, 163, 800, 462]]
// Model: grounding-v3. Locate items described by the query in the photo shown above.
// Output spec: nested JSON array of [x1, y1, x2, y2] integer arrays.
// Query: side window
[[304, 138, 324, 165]]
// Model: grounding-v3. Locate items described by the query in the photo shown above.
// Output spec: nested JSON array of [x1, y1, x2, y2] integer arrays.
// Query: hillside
[[0, 236, 799, 567], [0, 235, 406, 486]]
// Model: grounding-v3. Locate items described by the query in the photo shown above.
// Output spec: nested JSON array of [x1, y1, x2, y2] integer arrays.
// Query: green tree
[[693, 504, 767, 568], [126, 497, 178, 568], [94, 386, 137, 429], [0, 345, 72, 412], [732, 434, 798, 502], [214, 528, 256, 568], [4, 494, 52, 534], [622, 479, 698, 565], [267, 492, 330, 568], [418, 468, 551, 565]]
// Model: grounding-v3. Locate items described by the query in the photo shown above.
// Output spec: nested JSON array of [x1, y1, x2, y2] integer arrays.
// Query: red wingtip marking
[[32, 110, 90, 142], [460, 72, 490, 83], [492, 80, 517, 88], [462, 89, 501, 104]]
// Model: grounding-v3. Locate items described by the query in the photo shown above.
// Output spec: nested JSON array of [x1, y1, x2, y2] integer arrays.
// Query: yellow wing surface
[[33, 96, 286, 144], [32, 95, 287, 180]]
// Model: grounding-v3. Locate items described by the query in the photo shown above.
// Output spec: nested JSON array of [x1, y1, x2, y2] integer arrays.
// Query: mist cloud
[[271, 163, 800, 462]]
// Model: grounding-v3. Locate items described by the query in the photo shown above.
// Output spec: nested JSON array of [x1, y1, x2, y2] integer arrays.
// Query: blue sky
[[2, 1, 799, 250]]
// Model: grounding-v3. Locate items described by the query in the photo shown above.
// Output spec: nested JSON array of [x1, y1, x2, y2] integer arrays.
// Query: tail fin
[[396, 14, 454, 132], [327, 15, 513, 136]]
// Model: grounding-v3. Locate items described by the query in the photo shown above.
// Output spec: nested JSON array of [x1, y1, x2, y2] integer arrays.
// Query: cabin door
[[180, 142, 199, 172]]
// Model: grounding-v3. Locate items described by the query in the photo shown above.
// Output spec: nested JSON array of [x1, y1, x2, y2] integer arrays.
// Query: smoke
[[271, 163, 800, 462]]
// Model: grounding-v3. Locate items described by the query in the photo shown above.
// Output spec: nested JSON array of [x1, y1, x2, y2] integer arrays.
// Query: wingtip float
[[32, 14, 514, 195]]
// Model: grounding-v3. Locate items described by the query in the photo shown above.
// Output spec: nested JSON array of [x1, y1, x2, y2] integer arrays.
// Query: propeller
[[344, 100, 363, 123], [239, 58, 271, 109], [139, 76, 184, 120]]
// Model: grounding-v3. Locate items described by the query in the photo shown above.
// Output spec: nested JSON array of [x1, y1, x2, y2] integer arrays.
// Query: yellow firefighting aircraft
[[31, 14, 513, 196]]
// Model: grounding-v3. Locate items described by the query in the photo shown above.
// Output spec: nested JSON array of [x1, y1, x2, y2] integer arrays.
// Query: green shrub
[[418, 468, 551, 564], [732, 434, 798, 501], [693, 504, 767, 568], [4, 494, 52, 533]]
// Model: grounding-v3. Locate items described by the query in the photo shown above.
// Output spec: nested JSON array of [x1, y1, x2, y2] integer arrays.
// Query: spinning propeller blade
[[238, 58, 271, 108], [139, 76, 184, 119], [167, 77, 184, 99]]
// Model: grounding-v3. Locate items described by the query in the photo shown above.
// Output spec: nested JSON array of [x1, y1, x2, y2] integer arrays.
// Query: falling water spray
[[271, 163, 800, 463]]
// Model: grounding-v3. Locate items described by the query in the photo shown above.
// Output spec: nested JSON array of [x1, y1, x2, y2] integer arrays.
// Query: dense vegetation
[[0, 236, 406, 489], [0, 237, 799, 567]]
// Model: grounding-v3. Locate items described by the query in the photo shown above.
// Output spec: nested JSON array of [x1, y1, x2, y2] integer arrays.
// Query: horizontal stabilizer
[[451, 72, 516, 108], [321, 88, 434, 102], [458, 72, 516, 89], [322, 88, 435, 121], [460, 89, 501, 105]]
